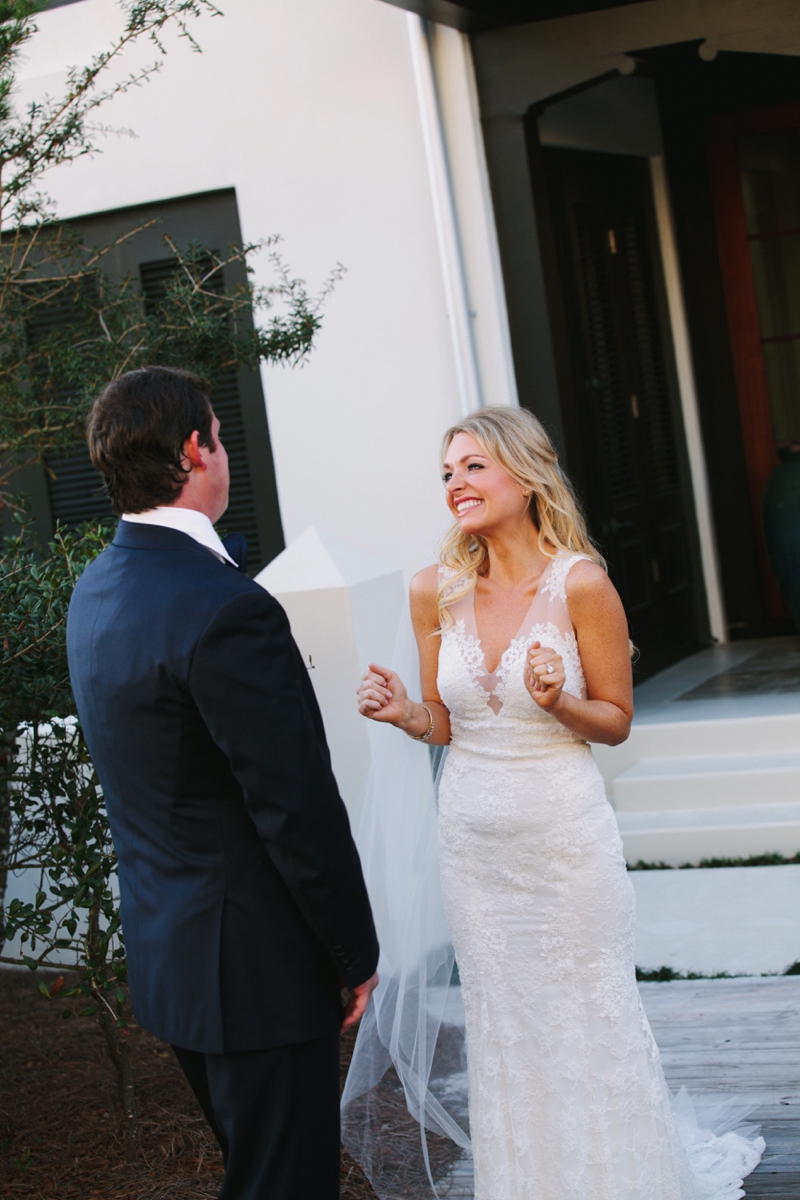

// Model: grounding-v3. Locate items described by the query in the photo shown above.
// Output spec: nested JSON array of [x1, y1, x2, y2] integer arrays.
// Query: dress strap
[[538, 554, 593, 607], [438, 563, 467, 611]]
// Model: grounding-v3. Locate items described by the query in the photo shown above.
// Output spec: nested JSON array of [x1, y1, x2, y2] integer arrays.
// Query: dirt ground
[[0, 969, 377, 1199]]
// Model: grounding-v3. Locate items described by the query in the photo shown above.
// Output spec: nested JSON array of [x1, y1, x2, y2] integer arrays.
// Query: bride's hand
[[524, 641, 565, 710], [357, 662, 410, 725]]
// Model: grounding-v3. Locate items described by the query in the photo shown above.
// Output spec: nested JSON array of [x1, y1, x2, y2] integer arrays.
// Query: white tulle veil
[[340, 603, 472, 1199]]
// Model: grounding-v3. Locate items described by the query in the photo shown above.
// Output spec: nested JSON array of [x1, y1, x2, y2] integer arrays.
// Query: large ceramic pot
[[763, 446, 800, 629]]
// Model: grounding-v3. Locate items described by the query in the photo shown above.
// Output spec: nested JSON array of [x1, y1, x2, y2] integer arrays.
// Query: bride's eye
[[467, 462, 484, 471], [442, 471, 452, 483]]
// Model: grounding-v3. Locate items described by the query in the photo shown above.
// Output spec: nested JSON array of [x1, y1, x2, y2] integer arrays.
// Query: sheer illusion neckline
[[462, 558, 560, 715], [472, 558, 556, 675]]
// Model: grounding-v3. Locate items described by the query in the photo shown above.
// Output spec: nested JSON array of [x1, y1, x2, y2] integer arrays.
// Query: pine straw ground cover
[[0, 969, 377, 1199]]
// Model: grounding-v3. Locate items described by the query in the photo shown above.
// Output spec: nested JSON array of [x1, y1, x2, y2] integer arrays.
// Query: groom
[[67, 366, 379, 1199]]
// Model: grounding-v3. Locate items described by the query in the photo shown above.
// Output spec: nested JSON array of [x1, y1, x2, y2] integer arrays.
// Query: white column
[[649, 154, 727, 644], [406, 13, 482, 416], [429, 23, 519, 409]]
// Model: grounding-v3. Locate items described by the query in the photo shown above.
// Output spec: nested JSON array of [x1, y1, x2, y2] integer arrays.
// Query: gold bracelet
[[409, 703, 435, 743]]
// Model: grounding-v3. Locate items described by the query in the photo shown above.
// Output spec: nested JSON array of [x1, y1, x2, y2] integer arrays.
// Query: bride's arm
[[409, 565, 452, 745], [525, 561, 633, 747], [355, 565, 452, 745]]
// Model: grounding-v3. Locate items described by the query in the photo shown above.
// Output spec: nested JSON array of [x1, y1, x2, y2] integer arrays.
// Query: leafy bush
[[0, 524, 146, 1153]]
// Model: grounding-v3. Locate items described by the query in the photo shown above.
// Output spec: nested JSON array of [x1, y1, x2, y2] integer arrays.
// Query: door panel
[[711, 104, 800, 616], [543, 149, 703, 676]]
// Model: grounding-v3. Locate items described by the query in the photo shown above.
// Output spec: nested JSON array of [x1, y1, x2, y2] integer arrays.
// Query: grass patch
[[629, 852, 800, 871], [637, 963, 800, 981], [635, 966, 740, 982]]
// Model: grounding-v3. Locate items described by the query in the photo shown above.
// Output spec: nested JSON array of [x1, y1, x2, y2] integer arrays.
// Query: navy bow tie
[[221, 533, 248, 574]]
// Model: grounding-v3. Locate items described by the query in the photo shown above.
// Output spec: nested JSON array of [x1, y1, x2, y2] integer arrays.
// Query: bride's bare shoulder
[[565, 558, 611, 597], [410, 564, 440, 629], [410, 563, 440, 598], [565, 558, 626, 623]]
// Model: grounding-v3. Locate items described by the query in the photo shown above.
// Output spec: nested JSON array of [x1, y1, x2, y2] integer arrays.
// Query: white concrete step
[[613, 750, 800, 812], [617, 802, 800, 865], [592, 711, 800, 792], [592, 640, 800, 864]]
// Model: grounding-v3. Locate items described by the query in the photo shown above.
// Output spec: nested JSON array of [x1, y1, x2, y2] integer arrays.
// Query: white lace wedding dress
[[434, 553, 764, 1200]]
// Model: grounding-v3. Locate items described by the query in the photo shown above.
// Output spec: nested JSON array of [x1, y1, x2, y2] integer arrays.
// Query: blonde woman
[[352, 408, 763, 1200]]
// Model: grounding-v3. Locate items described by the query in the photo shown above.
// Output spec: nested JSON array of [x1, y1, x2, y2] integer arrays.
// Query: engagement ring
[[546, 663, 555, 674]]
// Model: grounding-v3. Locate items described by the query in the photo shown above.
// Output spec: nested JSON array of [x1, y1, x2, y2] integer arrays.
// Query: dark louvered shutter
[[44, 448, 114, 527], [574, 207, 638, 512], [139, 257, 263, 568], [620, 215, 680, 499], [25, 288, 114, 530]]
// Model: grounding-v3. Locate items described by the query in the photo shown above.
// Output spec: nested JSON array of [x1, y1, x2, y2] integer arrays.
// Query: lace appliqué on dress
[[438, 563, 463, 608], [450, 619, 494, 697], [538, 552, 594, 605]]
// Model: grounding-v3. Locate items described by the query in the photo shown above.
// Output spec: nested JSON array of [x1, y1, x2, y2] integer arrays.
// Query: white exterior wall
[[14, 0, 483, 581]]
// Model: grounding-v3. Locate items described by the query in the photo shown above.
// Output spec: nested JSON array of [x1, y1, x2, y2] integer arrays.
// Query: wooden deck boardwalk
[[640, 975, 800, 1198], [438, 976, 800, 1197]]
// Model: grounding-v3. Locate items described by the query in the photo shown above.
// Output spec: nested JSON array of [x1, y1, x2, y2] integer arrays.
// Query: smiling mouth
[[456, 498, 483, 515]]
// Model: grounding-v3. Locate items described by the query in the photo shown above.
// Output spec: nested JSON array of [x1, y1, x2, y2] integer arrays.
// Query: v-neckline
[[471, 558, 554, 676]]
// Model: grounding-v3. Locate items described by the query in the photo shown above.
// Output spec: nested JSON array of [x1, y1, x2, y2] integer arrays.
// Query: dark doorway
[[539, 148, 706, 676], [710, 102, 800, 618]]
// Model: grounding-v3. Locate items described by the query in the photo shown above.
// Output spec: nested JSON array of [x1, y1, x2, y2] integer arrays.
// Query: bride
[[346, 407, 764, 1200]]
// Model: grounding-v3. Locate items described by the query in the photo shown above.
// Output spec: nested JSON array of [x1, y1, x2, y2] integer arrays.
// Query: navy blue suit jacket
[[67, 521, 378, 1054]]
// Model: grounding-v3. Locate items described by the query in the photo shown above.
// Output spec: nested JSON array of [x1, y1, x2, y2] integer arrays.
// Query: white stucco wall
[[14, 0, 467, 581]]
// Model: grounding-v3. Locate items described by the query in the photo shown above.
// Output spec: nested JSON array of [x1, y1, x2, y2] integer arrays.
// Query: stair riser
[[594, 714, 800, 790], [620, 822, 800, 866], [614, 770, 800, 812]]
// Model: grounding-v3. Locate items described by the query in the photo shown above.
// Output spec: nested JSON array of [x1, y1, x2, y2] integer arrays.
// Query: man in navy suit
[[67, 366, 379, 1199]]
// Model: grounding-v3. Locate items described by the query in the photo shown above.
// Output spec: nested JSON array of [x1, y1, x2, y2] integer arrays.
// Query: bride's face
[[443, 432, 531, 536]]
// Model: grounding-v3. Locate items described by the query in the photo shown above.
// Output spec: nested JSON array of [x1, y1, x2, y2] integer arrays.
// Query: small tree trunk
[[98, 1000, 137, 1162]]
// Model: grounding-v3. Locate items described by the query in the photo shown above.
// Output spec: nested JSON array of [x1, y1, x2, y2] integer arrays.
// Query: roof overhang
[[378, 0, 647, 33]]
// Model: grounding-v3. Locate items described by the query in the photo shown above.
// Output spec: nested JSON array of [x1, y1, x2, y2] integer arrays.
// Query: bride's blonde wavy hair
[[438, 406, 605, 629]]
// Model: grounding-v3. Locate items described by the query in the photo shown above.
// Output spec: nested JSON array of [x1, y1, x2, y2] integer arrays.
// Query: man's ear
[[182, 430, 206, 470]]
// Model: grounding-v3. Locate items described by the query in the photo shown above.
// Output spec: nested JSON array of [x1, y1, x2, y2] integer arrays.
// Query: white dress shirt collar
[[120, 507, 236, 565]]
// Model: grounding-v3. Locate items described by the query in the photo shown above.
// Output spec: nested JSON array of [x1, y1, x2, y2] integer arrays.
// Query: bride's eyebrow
[[443, 453, 489, 470]]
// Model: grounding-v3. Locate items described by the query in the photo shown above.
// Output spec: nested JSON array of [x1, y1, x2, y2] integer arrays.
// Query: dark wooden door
[[711, 104, 800, 617], [543, 149, 703, 676]]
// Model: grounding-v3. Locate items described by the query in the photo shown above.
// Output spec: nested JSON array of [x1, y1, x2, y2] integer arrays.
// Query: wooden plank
[[640, 977, 800, 1192], [439, 979, 800, 1196]]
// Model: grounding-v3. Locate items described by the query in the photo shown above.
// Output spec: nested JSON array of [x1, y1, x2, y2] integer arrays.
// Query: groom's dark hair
[[87, 366, 215, 516]]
